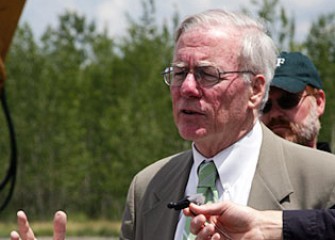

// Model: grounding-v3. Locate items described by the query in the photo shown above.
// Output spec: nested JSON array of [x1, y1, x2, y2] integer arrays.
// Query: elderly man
[[120, 9, 335, 240], [260, 51, 330, 151]]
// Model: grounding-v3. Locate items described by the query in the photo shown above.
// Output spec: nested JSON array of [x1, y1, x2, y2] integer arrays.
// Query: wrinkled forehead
[[175, 26, 242, 47], [173, 27, 242, 68]]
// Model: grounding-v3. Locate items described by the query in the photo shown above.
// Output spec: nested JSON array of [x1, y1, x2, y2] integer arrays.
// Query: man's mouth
[[267, 118, 290, 132], [182, 110, 197, 114], [269, 124, 290, 131], [181, 109, 205, 115]]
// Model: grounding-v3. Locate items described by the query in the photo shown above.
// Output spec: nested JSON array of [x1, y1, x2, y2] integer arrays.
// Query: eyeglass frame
[[161, 64, 256, 87]]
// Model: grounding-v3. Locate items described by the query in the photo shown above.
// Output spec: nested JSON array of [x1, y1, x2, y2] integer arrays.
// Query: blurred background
[[0, 0, 334, 237]]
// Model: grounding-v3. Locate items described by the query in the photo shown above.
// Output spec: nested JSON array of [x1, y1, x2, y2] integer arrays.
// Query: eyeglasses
[[161, 65, 255, 87], [262, 92, 312, 114]]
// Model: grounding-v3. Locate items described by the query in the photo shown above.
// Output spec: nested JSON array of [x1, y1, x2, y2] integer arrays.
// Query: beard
[[267, 100, 321, 147], [290, 101, 320, 146]]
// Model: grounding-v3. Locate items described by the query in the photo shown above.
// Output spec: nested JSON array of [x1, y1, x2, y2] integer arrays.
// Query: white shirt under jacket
[[174, 120, 263, 239]]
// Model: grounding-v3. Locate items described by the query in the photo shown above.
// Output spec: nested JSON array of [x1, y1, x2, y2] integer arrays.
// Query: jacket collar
[[248, 124, 294, 209]]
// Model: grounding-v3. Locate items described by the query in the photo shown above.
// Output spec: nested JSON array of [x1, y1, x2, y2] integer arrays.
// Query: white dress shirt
[[174, 121, 263, 239]]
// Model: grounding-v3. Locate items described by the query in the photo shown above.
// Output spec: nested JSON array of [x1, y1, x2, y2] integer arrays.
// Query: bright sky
[[19, 0, 331, 42]]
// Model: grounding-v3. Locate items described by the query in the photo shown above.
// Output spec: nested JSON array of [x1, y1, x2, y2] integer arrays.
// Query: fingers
[[199, 223, 216, 239], [16, 210, 36, 240], [183, 207, 194, 217], [187, 203, 233, 240], [13, 210, 67, 240], [211, 233, 222, 240], [53, 211, 67, 240], [184, 202, 222, 218], [10, 231, 20, 240], [192, 221, 217, 240], [192, 223, 229, 240], [189, 214, 208, 235], [189, 201, 230, 216]]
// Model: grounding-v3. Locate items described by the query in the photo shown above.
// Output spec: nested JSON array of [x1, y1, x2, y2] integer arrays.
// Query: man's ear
[[315, 89, 326, 117], [248, 75, 266, 109]]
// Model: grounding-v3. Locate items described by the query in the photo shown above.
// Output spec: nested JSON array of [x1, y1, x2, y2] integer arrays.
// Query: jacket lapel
[[248, 124, 294, 210], [142, 151, 194, 240]]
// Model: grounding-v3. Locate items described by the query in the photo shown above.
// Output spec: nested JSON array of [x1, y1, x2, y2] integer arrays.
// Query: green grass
[[0, 220, 121, 237]]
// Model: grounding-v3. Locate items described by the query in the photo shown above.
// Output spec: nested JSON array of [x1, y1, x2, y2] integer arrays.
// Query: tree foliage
[[243, 0, 297, 51], [1, 2, 182, 220], [304, 12, 335, 151]]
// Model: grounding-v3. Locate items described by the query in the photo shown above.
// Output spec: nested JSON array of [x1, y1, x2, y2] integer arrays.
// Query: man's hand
[[183, 201, 282, 240], [10, 210, 67, 240]]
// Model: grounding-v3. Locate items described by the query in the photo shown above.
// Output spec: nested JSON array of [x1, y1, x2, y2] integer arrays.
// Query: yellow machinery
[[0, 0, 26, 87], [0, 0, 26, 211]]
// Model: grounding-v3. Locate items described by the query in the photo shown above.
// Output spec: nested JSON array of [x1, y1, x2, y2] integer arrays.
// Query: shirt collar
[[192, 120, 262, 189]]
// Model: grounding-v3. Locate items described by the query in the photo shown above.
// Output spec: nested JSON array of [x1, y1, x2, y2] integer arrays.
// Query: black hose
[[0, 87, 17, 212]]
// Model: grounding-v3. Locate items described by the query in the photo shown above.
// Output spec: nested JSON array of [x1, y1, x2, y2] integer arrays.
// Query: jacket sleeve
[[119, 177, 136, 240], [283, 208, 335, 240]]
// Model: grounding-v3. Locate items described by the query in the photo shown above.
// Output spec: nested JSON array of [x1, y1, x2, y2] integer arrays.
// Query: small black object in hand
[[167, 194, 205, 210]]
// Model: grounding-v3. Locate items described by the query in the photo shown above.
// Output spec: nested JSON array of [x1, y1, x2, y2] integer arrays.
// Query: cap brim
[[270, 76, 307, 93]]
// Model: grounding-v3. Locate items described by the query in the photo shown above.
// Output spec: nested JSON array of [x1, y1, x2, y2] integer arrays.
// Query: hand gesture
[[10, 210, 67, 240]]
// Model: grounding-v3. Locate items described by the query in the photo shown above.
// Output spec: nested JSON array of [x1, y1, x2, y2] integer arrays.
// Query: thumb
[[53, 211, 67, 240]]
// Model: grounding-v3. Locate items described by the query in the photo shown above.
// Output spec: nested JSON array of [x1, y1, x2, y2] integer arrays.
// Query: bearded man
[[261, 51, 330, 152]]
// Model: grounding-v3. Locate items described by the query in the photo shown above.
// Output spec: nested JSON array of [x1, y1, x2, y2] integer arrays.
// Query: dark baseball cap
[[271, 51, 322, 93]]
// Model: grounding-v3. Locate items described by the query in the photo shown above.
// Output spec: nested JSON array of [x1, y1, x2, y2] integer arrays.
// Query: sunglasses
[[262, 92, 311, 114]]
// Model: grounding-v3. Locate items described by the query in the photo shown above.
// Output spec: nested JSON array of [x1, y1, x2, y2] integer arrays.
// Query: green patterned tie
[[183, 161, 219, 239]]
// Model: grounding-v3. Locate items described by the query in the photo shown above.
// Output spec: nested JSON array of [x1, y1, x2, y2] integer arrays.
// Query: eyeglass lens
[[168, 66, 220, 86], [262, 93, 303, 114]]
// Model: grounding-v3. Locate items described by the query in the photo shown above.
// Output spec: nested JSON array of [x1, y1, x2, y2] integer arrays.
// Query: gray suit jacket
[[120, 124, 335, 240]]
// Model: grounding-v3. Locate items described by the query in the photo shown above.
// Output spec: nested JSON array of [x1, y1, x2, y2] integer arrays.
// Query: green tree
[[243, 0, 298, 51], [304, 12, 335, 151], [4, 12, 112, 218], [4, 22, 56, 218], [3, 1, 181, 220]]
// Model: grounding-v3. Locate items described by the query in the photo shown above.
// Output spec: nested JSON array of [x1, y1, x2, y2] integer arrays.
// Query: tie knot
[[198, 161, 217, 188]]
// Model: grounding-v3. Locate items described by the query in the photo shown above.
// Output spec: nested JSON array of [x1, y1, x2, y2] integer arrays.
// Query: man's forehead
[[174, 29, 240, 68], [176, 26, 239, 46]]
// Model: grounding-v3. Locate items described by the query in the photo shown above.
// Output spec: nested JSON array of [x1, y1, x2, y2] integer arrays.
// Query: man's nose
[[180, 73, 202, 98], [268, 101, 287, 119]]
